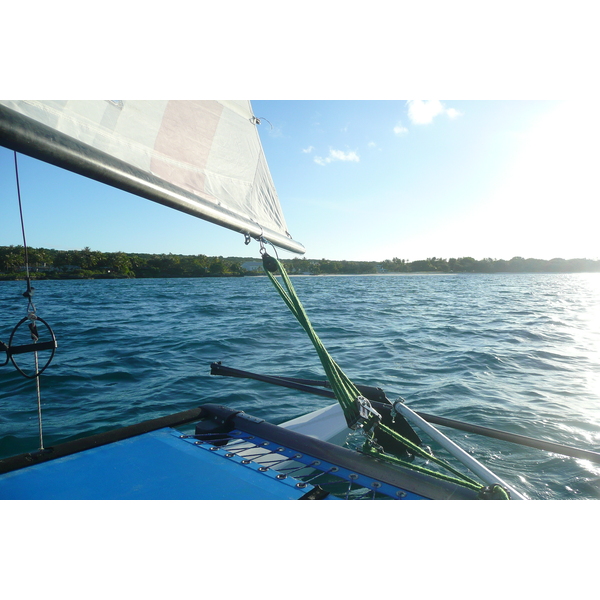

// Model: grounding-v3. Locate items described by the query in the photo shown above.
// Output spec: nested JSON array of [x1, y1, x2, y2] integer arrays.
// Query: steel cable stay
[[0, 152, 58, 452]]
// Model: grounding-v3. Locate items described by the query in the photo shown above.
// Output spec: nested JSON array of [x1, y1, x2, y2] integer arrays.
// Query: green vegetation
[[379, 256, 600, 274], [0, 246, 244, 280], [1, 246, 599, 280]]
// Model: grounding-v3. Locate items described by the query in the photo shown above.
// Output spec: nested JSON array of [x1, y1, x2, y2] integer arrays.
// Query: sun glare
[[476, 102, 600, 260], [576, 275, 600, 416]]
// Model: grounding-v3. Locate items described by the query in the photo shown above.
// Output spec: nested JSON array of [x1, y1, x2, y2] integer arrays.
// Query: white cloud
[[407, 100, 462, 124], [446, 107, 462, 120], [330, 149, 359, 162], [302, 145, 315, 153], [393, 121, 408, 136], [314, 147, 360, 165], [367, 141, 377, 148]]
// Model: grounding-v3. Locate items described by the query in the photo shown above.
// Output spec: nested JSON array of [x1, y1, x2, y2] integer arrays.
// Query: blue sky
[[1, 100, 598, 262]]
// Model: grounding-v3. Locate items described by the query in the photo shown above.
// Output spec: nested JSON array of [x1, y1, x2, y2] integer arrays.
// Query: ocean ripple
[[1, 272, 599, 499]]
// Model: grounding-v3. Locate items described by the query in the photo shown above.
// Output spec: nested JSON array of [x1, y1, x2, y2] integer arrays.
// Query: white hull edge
[[280, 403, 350, 446]]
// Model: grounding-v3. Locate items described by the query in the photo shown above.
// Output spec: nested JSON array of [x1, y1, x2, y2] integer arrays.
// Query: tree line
[[378, 256, 600, 274], [278, 256, 600, 275], [0, 246, 245, 279], [1, 246, 599, 280]]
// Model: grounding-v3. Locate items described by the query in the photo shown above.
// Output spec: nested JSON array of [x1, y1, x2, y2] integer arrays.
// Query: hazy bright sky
[[1, 100, 598, 262]]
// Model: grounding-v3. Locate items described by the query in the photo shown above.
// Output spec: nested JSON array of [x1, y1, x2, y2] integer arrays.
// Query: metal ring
[[8, 315, 57, 379]]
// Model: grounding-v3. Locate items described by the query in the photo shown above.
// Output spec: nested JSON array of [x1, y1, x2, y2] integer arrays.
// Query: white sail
[[0, 100, 304, 254]]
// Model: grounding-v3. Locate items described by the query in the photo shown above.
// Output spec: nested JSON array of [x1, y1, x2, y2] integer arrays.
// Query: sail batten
[[0, 100, 305, 255]]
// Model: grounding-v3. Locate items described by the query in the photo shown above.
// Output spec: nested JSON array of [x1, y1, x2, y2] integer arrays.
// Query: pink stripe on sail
[[151, 100, 223, 200]]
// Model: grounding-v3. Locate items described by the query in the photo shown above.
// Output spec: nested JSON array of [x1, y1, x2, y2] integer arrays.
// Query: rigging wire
[[14, 153, 35, 306], [13, 151, 45, 450]]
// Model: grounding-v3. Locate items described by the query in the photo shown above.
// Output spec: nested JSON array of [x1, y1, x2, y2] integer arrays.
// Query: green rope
[[375, 422, 482, 488], [262, 253, 506, 498], [362, 445, 483, 492], [263, 254, 361, 426]]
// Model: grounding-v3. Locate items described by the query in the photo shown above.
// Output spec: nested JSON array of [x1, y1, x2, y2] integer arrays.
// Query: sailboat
[[1, 101, 597, 500]]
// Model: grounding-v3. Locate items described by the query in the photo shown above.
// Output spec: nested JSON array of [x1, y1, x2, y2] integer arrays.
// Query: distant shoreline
[[3, 271, 600, 283], [2, 245, 599, 278]]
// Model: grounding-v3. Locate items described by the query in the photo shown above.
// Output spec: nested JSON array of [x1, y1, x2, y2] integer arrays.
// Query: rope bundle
[[262, 253, 509, 499], [262, 253, 362, 427]]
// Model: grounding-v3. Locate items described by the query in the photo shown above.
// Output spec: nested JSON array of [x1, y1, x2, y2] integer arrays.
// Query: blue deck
[[0, 428, 313, 500]]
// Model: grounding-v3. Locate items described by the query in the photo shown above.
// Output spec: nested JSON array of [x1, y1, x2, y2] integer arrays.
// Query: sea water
[[1, 273, 599, 500]]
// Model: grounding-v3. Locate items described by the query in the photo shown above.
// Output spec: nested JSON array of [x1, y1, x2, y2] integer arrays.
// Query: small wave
[[2, 273, 599, 498]]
